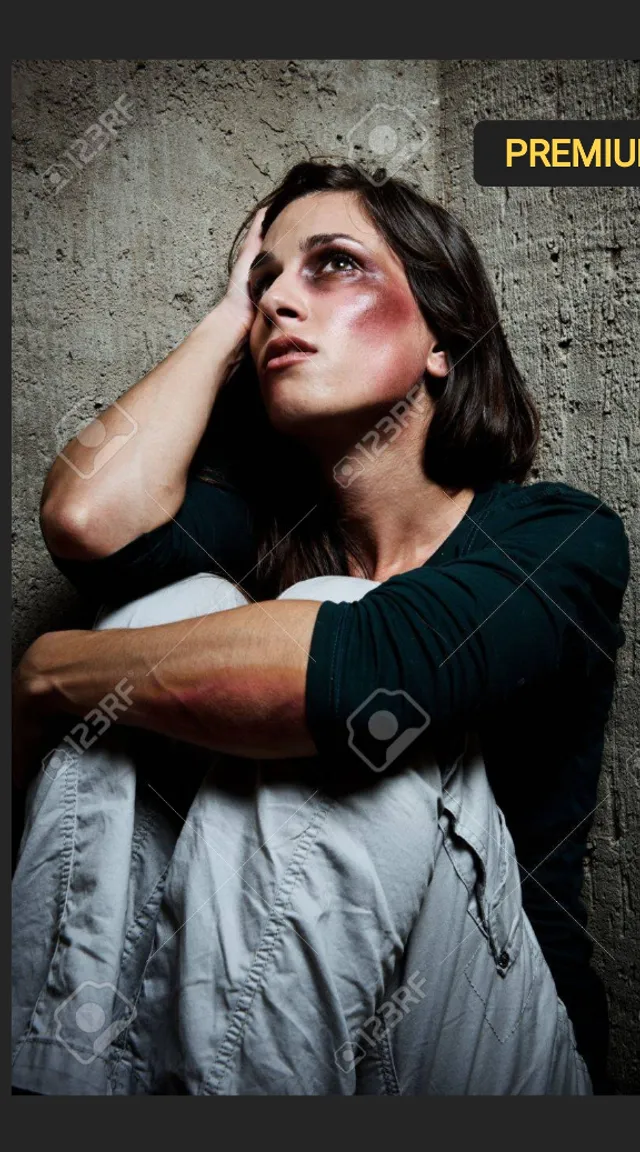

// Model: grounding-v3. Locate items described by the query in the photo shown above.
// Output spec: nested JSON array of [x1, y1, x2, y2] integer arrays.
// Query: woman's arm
[[40, 209, 266, 562], [305, 484, 630, 767], [47, 478, 257, 605], [40, 303, 248, 561], [16, 598, 322, 768], [16, 483, 629, 781]]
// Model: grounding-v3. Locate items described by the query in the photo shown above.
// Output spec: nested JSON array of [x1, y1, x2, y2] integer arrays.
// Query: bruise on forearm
[[31, 599, 323, 760]]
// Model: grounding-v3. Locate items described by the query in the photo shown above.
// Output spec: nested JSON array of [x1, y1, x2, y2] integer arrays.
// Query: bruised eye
[[316, 248, 360, 276], [250, 247, 361, 302]]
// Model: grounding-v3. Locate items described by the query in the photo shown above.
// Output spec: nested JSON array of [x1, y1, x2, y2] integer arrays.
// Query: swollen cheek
[[349, 288, 419, 352]]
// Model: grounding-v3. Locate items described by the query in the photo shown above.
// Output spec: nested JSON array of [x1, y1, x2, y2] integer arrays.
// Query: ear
[[425, 342, 449, 379]]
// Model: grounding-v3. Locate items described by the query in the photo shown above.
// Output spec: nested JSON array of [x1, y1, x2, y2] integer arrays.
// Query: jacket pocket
[[441, 768, 542, 1042]]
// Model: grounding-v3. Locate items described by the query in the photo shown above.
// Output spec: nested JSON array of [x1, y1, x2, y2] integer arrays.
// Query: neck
[[317, 424, 475, 581]]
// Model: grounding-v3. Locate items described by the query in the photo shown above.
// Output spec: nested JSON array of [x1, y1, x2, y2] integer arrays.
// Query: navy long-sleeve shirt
[[47, 476, 630, 1087]]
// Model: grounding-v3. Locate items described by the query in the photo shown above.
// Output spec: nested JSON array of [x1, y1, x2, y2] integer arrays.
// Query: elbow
[[39, 497, 98, 560]]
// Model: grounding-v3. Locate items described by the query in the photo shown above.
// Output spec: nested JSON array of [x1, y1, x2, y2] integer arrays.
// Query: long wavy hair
[[192, 158, 539, 599]]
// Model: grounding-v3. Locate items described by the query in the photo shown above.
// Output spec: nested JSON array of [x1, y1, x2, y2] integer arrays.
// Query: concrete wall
[[437, 60, 639, 1094], [12, 59, 639, 1091]]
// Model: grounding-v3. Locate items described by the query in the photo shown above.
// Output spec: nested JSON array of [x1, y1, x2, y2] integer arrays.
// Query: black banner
[[474, 120, 640, 186]]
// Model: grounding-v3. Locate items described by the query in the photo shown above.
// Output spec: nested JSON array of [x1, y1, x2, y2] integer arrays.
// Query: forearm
[[24, 599, 322, 760], [40, 301, 248, 559]]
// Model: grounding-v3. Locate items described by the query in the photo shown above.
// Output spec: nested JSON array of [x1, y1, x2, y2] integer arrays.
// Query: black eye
[[250, 247, 360, 303], [250, 272, 273, 302], [318, 248, 359, 275]]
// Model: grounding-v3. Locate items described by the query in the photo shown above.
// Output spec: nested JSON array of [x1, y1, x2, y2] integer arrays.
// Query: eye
[[249, 247, 361, 302], [315, 247, 360, 278], [249, 269, 273, 303]]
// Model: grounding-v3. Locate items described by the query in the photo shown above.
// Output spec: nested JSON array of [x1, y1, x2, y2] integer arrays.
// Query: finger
[[237, 205, 268, 262], [249, 204, 268, 232]]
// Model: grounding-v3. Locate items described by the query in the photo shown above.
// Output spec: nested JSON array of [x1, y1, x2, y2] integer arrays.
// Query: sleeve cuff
[[304, 598, 351, 763], [304, 589, 435, 776]]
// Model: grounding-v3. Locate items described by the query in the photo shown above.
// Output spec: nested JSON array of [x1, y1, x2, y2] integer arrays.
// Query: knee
[[94, 573, 251, 631]]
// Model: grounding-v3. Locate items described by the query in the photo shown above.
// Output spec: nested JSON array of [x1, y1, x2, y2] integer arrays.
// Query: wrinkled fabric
[[12, 573, 591, 1095]]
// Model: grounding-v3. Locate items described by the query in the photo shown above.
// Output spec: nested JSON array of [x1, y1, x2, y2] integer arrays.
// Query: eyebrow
[[248, 233, 364, 277]]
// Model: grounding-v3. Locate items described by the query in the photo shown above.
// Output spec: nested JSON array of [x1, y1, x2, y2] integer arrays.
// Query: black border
[[8, 27, 640, 1132], [5, 5, 640, 59]]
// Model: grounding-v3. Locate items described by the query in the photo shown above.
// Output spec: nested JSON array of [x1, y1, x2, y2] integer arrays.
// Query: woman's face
[[247, 190, 447, 443]]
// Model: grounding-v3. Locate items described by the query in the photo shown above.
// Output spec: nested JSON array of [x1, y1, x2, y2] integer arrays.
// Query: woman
[[13, 159, 629, 1094]]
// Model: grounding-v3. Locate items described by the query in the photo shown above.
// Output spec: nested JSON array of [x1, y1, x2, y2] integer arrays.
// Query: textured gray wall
[[438, 60, 640, 1094], [12, 59, 639, 1091]]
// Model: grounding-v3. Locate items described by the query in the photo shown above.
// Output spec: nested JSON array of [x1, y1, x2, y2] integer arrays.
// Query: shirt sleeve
[[304, 483, 630, 773], [47, 477, 257, 606]]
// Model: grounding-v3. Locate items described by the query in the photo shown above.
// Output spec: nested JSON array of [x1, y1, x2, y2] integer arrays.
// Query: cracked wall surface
[[12, 59, 639, 1092]]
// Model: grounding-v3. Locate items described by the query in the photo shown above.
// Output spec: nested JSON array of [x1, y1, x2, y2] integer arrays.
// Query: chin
[[264, 399, 325, 435], [260, 378, 334, 427]]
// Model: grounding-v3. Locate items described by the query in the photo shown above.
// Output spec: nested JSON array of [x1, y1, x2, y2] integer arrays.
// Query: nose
[[258, 270, 310, 327]]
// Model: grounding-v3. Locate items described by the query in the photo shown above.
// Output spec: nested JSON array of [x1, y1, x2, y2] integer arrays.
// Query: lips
[[263, 336, 317, 371]]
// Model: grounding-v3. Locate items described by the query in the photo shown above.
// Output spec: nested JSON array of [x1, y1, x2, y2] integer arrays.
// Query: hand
[[219, 204, 269, 347], [12, 651, 45, 792], [11, 637, 61, 792]]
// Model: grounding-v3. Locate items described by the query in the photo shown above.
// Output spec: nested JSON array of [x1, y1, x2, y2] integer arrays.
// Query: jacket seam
[[202, 797, 335, 1095], [13, 756, 80, 1063]]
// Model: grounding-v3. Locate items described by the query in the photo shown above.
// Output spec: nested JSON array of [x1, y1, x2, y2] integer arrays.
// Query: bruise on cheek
[[350, 276, 419, 343], [339, 276, 426, 391]]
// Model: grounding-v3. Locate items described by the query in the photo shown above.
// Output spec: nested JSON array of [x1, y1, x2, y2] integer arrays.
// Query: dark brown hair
[[193, 158, 539, 599]]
